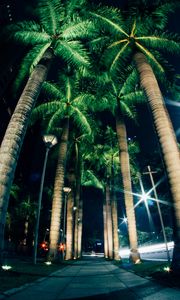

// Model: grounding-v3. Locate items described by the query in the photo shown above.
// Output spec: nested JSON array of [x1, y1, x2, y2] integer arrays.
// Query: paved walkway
[[1, 255, 180, 300]]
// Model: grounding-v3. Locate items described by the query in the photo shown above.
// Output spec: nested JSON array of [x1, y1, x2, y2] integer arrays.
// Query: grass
[[0, 256, 70, 293], [117, 259, 180, 288]]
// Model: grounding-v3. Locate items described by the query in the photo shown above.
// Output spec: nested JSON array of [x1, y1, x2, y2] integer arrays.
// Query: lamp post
[[143, 165, 171, 264], [62, 187, 71, 259], [33, 134, 57, 264]]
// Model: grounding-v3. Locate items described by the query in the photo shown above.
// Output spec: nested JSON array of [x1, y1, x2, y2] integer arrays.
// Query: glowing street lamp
[[33, 134, 57, 265]]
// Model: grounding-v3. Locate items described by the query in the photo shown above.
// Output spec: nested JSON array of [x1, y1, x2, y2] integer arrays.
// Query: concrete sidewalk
[[1, 255, 180, 300]]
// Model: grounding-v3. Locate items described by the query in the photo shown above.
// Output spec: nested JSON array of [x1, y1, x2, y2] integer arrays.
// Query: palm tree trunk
[[111, 190, 121, 260], [65, 188, 74, 260], [77, 193, 83, 258], [74, 182, 81, 259], [103, 198, 108, 258], [116, 111, 140, 263], [134, 52, 180, 270], [0, 48, 53, 265], [48, 118, 69, 260], [106, 181, 113, 259], [74, 142, 81, 259]]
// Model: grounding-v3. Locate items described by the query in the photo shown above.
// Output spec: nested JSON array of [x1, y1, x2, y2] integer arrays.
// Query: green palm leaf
[[90, 8, 128, 37], [47, 107, 67, 131], [82, 170, 104, 190], [121, 91, 145, 106], [55, 40, 90, 67], [137, 32, 180, 52], [42, 81, 64, 100], [13, 44, 49, 95], [71, 107, 91, 136], [30, 101, 64, 125], [34, 0, 64, 35], [62, 19, 95, 40]]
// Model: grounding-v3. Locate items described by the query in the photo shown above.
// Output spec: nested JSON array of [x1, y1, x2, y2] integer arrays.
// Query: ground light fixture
[[33, 134, 57, 265]]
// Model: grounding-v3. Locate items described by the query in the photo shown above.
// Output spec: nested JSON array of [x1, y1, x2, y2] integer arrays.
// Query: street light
[[33, 134, 57, 264], [62, 187, 71, 260]]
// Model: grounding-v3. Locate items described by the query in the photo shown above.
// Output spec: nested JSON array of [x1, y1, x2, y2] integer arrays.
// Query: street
[[119, 242, 174, 262]]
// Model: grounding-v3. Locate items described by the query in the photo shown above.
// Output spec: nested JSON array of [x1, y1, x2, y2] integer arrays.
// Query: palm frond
[[120, 102, 137, 120], [34, 0, 64, 35], [70, 107, 91, 136], [42, 81, 64, 100], [120, 68, 140, 95], [82, 170, 104, 190], [47, 106, 67, 131], [30, 101, 63, 125], [135, 41, 165, 74], [126, 1, 179, 31], [13, 44, 48, 95], [65, 0, 83, 16], [121, 91, 145, 106], [55, 40, 90, 68], [137, 34, 180, 55], [89, 7, 128, 37], [151, 2, 180, 30], [29, 43, 51, 72], [88, 35, 110, 53], [2, 21, 41, 37], [72, 93, 96, 108], [62, 19, 95, 40], [108, 43, 132, 75], [13, 31, 50, 45]]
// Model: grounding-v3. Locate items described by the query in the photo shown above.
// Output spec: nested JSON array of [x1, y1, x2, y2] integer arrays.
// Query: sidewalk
[[1, 255, 180, 300]]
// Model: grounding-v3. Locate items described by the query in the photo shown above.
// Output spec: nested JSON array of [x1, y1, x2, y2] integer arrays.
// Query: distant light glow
[[164, 266, 171, 272], [119, 241, 174, 256], [119, 216, 127, 225], [44, 261, 52, 265], [2, 265, 12, 270], [135, 259, 141, 264], [140, 192, 148, 202]]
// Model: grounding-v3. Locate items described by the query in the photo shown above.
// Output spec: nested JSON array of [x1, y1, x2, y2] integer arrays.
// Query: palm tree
[[65, 168, 76, 260], [30, 72, 92, 259], [87, 3, 180, 267], [72, 138, 84, 259], [0, 0, 90, 262], [82, 69, 144, 262], [104, 127, 121, 261], [83, 141, 116, 259]]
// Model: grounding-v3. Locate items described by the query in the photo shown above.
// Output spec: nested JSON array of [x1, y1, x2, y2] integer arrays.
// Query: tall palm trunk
[[116, 110, 140, 263], [0, 48, 53, 264], [106, 180, 113, 259], [111, 189, 121, 260], [73, 188, 80, 259], [48, 118, 69, 260], [77, 191, 83, 258], [103, 198, 108, 258], [73, 142, 81, 259], [66, 168, 76, 260], [134, 52, 180, 270], [65, 187, 74, 260]]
